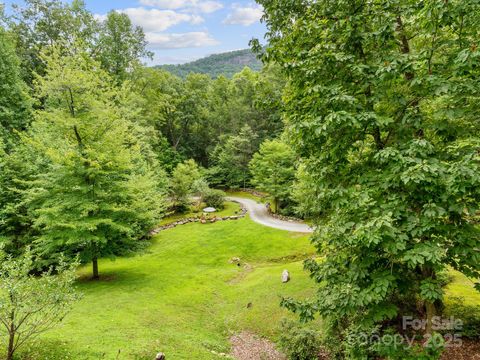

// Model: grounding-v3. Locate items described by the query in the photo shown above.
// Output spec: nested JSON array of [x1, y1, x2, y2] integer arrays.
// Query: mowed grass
[[226, 190, 266, 203], [12, 212, 479, 360], [445, 270, 480, 306], [158, 201, 242, 226], [19, 217, 317, 360]]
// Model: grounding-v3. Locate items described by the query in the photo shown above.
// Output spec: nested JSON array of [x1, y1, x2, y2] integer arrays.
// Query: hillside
[[157, 49, 263, 78]]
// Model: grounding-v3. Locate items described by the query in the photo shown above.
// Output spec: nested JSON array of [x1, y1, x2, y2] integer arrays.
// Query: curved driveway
[[227, 196, 313, 233]]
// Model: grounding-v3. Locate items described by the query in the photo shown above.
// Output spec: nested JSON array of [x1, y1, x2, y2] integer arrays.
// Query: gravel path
[[230, 332, 286, 360], [226, 196, 313, 233]]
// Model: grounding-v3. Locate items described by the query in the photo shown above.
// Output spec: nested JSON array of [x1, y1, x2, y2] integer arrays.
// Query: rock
[[229, 257, 241, 265], [155, 353, 165, 360], [246, 302, 253, 308], [282, 270, 290, 283]]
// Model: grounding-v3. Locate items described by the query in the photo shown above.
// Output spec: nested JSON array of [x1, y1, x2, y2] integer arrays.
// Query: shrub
[[279, 320, 322, 360], [203, 189, 226, 209]]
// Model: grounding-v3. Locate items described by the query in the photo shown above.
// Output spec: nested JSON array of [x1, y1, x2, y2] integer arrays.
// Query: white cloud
[[118, 8, 203, 32], [223, 4, 263, 26], [139, 0, 223, 13], [146, 31, 219, 49], [94, 14, 107, 22], [195, 1, 224, 13]]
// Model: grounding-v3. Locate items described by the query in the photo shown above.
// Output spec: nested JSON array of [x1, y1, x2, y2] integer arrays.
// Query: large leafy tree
[[250, 139, 296, 213], [8, 0, 99, 84], [0, 27, 31, 149], [26, 47, 166, 279], [257, 0, 480, 357], [0, 26, 33, 253], [97, 11, 152, 83]]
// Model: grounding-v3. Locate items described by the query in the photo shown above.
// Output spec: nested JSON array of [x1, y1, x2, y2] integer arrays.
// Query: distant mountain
[[156, 49, 263, 78]]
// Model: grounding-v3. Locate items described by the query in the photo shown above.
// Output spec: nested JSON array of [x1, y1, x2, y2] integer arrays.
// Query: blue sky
[[2, 0, 267, 65]]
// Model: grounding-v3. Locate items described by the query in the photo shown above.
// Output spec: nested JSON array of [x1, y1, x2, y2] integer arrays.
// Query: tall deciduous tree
[[257, 0, 480, 357], [9, 0, 99, 84], [97, 11, 152, 83], [0, 26, 34, 253], [250, 139, 296, 213], [26, 47, 166, 279], [0, 27, 31, 149]]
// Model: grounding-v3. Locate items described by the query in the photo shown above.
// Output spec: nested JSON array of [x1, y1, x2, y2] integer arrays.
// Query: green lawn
[[226, 190, 266, 203], [445, 270, 480, 306], [12, 215, 480, 360], [158, 201, 242, 226], [19, 217, 317, 360]]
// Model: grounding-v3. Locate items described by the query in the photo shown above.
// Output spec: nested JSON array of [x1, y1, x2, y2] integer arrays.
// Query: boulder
[[282, 270, 290, 283], [229, 257, 241, 265], [155, 353, 165, 360]]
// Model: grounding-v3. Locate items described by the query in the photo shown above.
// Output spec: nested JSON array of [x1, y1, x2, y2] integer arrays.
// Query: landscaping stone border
[[149, 201, 247, 236], [241, 188, 266, 198], [268, 212, 305, 223]]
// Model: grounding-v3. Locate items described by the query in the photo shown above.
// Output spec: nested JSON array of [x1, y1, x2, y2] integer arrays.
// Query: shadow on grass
[[14, 338, 100, 359]]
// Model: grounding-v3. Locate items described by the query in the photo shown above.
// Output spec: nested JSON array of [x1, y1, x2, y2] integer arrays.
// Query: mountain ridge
[[155, 49, 263, 78]]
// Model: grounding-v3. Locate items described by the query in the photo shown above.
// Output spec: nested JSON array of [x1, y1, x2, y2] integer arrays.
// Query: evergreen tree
[[209, 125, 258, 189]]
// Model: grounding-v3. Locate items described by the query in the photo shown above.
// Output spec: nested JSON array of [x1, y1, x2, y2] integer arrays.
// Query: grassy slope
[[23, 217, 317, 360], [14, 194, 479, 359], [446, 271, 480, 306]]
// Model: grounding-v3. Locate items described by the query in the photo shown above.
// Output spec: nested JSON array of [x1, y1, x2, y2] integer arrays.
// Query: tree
[[257, 0, 480, 357], [209, 125, 258, 189], [0, 27, 33, 254], [0, 249, 79, 360], [26, 47, 166, 279], [97, 11, 152, 83], [8, 0, 99, 84], [250, 139, 296, 213], [170, 159, 202, 211], [0, 27, 31, 149]]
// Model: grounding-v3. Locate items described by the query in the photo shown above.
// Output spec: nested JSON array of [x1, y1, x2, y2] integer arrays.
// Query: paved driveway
[[227, 196, 313, 233]]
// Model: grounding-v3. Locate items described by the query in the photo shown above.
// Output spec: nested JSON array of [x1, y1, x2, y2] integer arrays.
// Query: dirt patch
[[230, 332, 286, 360], [228, 263, 254, 285], [441, 339, 480, 360]]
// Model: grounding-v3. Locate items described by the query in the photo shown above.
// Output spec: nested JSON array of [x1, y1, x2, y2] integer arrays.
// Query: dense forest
[[156, 49, 263, 78], [0, 0, 480, 359]]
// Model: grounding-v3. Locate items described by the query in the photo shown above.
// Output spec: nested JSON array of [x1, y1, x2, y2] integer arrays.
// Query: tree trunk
[[92, 257, 99, 280], [425, 301, 436, 336], [7, 324, 15, 360]]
